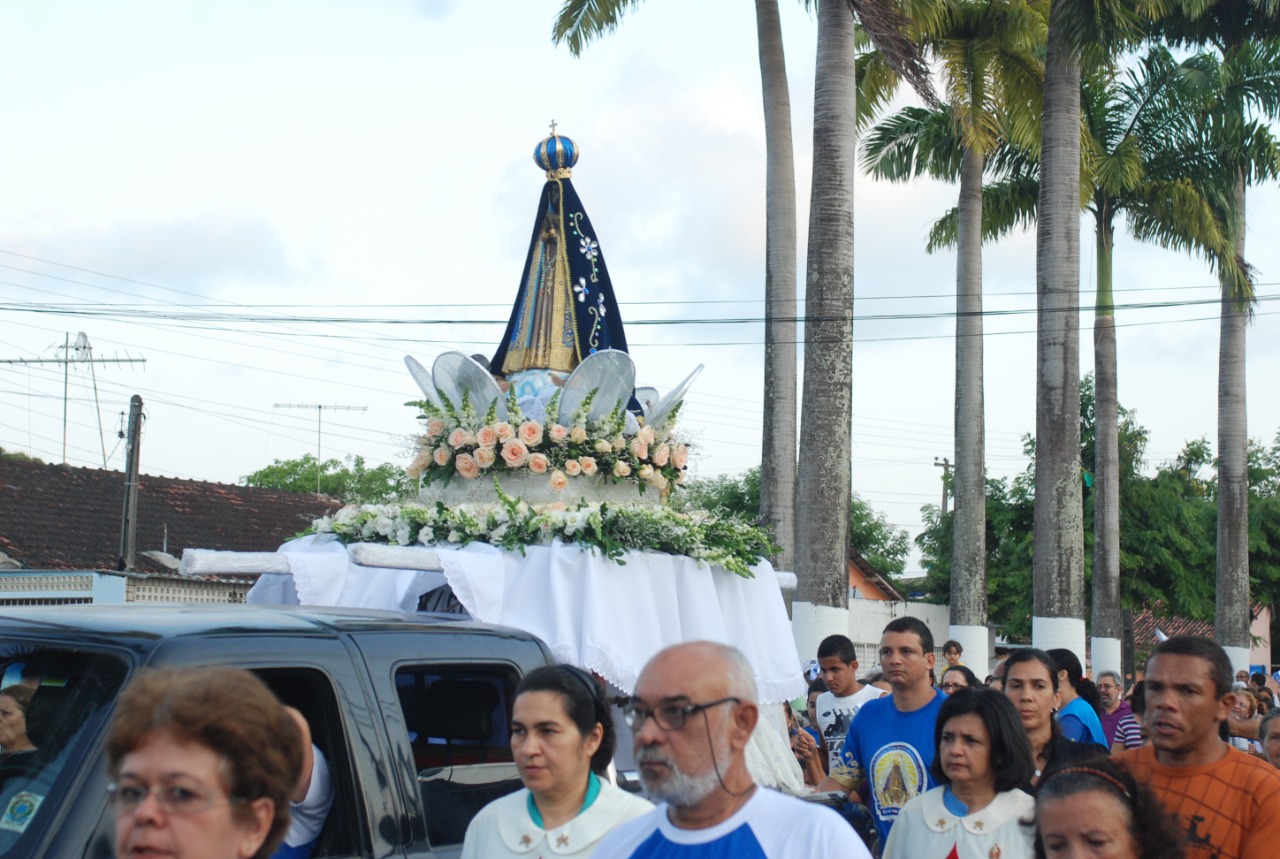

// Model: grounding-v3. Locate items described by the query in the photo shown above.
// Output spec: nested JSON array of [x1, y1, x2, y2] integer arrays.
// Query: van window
[[0, 646, 128, 856], [392, 665, 522, 849]]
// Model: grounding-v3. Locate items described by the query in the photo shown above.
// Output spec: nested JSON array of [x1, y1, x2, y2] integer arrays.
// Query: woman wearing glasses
[[461, 665, 651, 859], [883, 688, 1036, 859], [940, 665, 980, 694], [105, 667, 303, 859]]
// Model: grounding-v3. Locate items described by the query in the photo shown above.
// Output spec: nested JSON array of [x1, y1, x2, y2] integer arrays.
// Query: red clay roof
[[0, 457, 340, 573]]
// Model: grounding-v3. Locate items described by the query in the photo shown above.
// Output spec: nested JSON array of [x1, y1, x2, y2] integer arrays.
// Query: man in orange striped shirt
[[1114, 636, 1280, 859]]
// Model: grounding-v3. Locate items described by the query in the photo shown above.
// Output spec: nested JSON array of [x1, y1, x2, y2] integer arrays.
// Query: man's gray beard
[[636, 744, 728, 807]]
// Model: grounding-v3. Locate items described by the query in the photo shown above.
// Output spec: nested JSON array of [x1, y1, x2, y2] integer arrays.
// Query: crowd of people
[[90, 622, 1280, 859]]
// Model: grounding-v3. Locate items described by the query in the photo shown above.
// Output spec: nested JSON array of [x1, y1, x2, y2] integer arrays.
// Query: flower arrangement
[[405, 386, 689, 497], [312, 481, 777, 578]]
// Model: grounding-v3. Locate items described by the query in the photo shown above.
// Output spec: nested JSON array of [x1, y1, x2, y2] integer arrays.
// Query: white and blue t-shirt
[[832, 690, 946, 846], [590, 785, 870, 858]]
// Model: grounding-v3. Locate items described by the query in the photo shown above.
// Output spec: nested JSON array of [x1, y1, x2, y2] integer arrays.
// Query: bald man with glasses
[[593, 641, 868, 857]]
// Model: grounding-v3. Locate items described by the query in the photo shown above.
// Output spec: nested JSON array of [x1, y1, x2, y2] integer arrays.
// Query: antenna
[[273, 403, 368, 494], [1, 332, 146, 465]]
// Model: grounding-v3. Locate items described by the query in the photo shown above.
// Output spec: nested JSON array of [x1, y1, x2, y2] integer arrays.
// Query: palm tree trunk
[[1032, 0, 1086, 656], [794, 0, 855, 636], [754, 0, 798, 575], [1091, 210, 1122, 678], [1216, 173, 1250, 670], [950, 144, 988, 678]]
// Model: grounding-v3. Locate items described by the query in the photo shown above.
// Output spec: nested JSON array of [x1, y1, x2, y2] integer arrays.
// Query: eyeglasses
[[622, 696, 741, 732], [939, 682, 968, 692], [106, 781, 242, 816]]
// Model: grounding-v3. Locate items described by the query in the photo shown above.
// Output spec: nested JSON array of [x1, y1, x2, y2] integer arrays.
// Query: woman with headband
[[461, 665, 651, 858], [1035, 758, 1184, 859]]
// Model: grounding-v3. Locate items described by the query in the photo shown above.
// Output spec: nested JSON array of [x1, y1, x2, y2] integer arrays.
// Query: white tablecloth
[[249, 536, 803, 704], [434, 540, 802, 703]]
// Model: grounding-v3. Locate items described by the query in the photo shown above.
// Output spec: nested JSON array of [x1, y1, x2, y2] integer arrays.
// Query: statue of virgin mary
[[490, 130, 629, 399]]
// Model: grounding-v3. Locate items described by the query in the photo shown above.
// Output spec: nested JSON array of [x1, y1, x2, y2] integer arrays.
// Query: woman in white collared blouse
[[461, 665, 651, 859], [883, 688, 1036, 859]]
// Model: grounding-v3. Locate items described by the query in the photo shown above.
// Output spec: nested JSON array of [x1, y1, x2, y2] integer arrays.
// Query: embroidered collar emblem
[[520, 834, 533, 847], [557, 833, 570, 847]]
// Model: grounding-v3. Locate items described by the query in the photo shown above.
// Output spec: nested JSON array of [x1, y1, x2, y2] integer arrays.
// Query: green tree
[[242, 454, 412, 504], [677, 467, 910, 575]]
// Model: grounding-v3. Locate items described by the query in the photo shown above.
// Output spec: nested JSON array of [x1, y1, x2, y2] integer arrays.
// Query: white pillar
[[791, 602, 850, 667], [1091, 636, 1122, 680], [949, 624, 990, 679], [1032, 616, 1086, 659]]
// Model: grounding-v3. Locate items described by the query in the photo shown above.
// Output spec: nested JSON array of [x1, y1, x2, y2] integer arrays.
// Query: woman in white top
[[461, 665, 651, 858], [883, 688, 1036, 859]]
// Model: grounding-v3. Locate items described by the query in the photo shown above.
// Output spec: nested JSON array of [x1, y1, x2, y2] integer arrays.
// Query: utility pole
[[2, 333, 145, 465], [118, 395, 144, 571], [934, 456, 952, 515], [273, 403, 368, 494]]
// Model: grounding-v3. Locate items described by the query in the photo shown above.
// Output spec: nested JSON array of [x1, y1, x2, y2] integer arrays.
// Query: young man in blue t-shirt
[[818, 616, 946, 848]]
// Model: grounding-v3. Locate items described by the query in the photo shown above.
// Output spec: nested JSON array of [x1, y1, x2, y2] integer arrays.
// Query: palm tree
[[795, 0, 935, 623], [553, 0, 799, 571], [861, 0, 1043, 677], [1031, 0, 1135, 655], [1151, 0, 1280, 669]]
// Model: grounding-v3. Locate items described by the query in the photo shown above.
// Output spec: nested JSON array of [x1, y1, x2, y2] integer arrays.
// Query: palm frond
[[849, 0, 940, 107], [551, 0, 646, 57]]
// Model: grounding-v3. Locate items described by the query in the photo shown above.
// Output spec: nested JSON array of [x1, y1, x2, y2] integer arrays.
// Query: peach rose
[[651, 471, 669, 491], [613, 460, 631, 478], [433, 446, 451, 467], [448, 428, 475, 449], [547, 423, 569, 443], [527, 453, 550, 474], [629, 438, 649, 460], [494, 422, 515, 442], [579, 457, 598, 476], [638, 424, 655, 445], [673, 444, 689, 469], [549, 470, 569, 492], [455, 453, 480, 480], [475, 447, 497, 469], [652, 444, 671, 467], [425, 417, 447, 438], [570, 425, 588, 444], [593, 440, 612, 454], [518, 420, 544, 447], [612, 435, 626, 452], [637, 464, 654, 480], [501, 439, 529, 468], [563, 459, 582, 477], [475, 426, 498, 449]]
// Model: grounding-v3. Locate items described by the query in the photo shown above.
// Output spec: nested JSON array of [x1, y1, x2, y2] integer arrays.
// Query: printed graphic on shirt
[[868, 741, 928, 825]]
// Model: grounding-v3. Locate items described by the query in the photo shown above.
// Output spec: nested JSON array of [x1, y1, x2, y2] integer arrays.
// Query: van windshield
[[0, 645, 129, 855]]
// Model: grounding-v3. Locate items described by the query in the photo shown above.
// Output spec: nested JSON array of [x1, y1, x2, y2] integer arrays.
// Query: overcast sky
[[2, 0, 1277, 568]]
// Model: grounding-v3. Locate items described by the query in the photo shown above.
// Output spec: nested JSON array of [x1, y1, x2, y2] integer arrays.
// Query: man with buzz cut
[[1114, 635, 1280, 859], [813, 634, 886, 773], [594, 641, 870, 857], [817, 616, 945, 848]]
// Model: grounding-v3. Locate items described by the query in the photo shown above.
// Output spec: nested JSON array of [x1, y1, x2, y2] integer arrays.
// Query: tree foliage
[[242, 454, 412, 505], [676, 467, 911, 576], [915, 377, 1280, 641]]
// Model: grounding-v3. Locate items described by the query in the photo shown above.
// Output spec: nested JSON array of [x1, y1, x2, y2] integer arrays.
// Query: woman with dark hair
[[940, 665, 981, 694], [1045, 648, 1108, 747], [106, 667, 304, 859], [461, 664, 651, 858], [1035, 757, 1185, 859], [883, 688, 1035, 859], [1003, 649, 1107, 785], [0, 686, 35, 758]]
